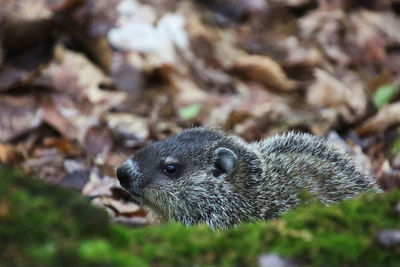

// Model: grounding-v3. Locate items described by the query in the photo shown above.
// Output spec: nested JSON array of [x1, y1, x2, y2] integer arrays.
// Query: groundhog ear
[[212, 147, 237, 177]]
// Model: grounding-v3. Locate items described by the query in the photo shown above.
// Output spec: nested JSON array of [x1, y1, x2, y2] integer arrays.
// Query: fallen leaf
[[0, 66, 34, 91], [22, 152, 66, 184], [46, 0, 85, 12], [108, 6, 189, 69], [375, 159, 400, 190], [42, 137, 82, 157], [357, 103, 400, 135], [0, 143, 24, 166], [61, 159, 90, 190], [39, 45, 127, 109], [40, 95, 78, 141], [104, 113, 149, 147], [0, 96, 42, 142], [306, 69, 367, 122], [83, 125, 113, 160], [170, 73, 208, 106], [232, 54, 295, 91], [299, 10, 349, 65], [82, 167, 119, 197]]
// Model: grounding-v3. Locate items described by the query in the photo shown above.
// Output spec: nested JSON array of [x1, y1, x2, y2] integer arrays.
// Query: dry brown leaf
[[306, 69, 367, 122], [350, 10, 400, 46], [39, 45, 127, 109], [22, 152, 66, 184], [59, 0, 120, 70], [326, 131, 373, 172], [105, 113, 149, 147], [83, 126, 114, 160], [47, 0, 85, 12], [0, 96, 42, 142], [357, 102, 400, 136], [61, 159, 90, 190], [376, 159, 400, 190], [169, 73, 208, 106], [40, 96, 78, 141], [1, 0, 54, 52], [205, 82, 294, 139], [42, 137, 82, 157], [299, 10, 350, 65], [108, 5, 189, 70], [346, 10, 400, 64], [0, 66, 35, 91], [0, 143, 24, 165], [232, 54, 295, 91], [46, 94, 101, 144], [82, 167, 118, 197], [4, 0, 53, 21]]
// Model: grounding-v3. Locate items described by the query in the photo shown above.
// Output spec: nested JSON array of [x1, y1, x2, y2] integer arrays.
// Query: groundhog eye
[[163, 164, 177, 175]]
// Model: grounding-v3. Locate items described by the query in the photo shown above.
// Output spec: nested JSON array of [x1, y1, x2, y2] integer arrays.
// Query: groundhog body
[[116, 128, 381, 228]]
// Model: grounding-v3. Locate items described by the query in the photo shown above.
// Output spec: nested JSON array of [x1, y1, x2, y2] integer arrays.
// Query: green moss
[[0, 168, 399, 267]]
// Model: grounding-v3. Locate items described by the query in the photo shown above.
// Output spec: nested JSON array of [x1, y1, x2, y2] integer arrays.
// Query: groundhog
[[116, 128, 381, 229]]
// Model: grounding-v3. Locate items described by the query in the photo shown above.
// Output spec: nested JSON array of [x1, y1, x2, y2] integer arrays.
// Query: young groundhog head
[[116, 128, 262, 228]]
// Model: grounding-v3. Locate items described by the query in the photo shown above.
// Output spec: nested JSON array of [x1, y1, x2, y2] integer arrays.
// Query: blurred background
[[1, 0, 400, 228]]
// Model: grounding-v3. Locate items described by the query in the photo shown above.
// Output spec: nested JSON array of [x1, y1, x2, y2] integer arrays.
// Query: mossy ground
[[0, 167, 399, 267]]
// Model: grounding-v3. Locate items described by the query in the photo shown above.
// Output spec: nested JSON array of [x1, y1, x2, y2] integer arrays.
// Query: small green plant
[[373, 84, 400, 109]]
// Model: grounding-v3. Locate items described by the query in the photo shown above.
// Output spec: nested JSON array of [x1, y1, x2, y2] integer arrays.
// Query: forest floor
[[1, 0, 400, 247]]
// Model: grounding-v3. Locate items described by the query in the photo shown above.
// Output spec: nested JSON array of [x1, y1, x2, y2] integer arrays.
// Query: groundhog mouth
[[125, 189, 144, 205], [142, 199, 169, 220], [124, 189, 168, 219]]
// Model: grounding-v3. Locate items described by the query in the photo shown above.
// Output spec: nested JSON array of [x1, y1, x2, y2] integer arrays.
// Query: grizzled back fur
[[117, 128, 381, 229]]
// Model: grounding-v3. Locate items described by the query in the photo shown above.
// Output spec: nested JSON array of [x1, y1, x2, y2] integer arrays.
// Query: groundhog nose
[[116, 166, 131, 188]]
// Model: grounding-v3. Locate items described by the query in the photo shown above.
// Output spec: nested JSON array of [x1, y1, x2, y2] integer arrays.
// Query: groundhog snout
[[116, 166, 132, 189], [116, 160, 145, 197]]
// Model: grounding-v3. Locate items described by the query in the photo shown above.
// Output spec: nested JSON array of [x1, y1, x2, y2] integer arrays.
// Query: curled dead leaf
[[306, 69, 367, 123], [40, 95, 78, 141], [357, 102, 400, 136], [42, 45, 127, 109], [42, 137, 82, 157], [0, 96, 42, 142], [105, 113, 149, 147], [83, 125, 114, 160], [47, 0, 85, 12], [0, 66, 36, 91], [232, 54, 295, 91], [0, 143, 24, 166]]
